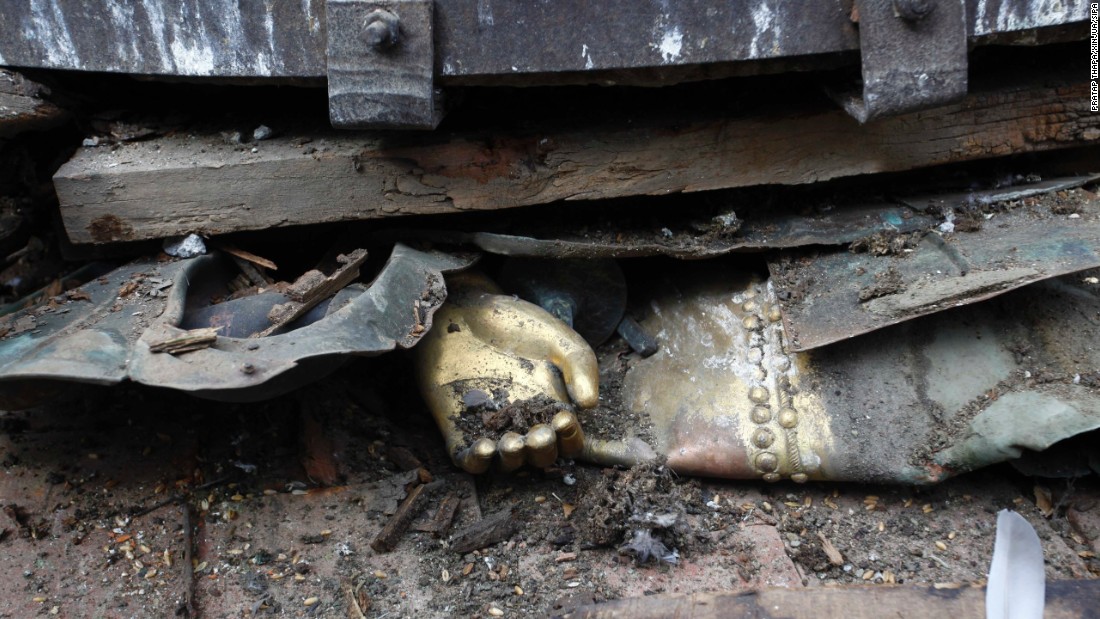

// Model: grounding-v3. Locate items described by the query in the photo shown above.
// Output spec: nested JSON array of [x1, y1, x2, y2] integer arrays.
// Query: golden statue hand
[[414, 271, 599, 474]]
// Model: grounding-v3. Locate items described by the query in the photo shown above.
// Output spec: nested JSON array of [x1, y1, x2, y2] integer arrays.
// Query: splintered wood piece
[[385, 445, 423, 472], [219, 244, 278, 271], [370, 483, 429, 553], [55, 74, 1100, 244], [412, 493, 461, 537], [147, 327, 219, 354], [817, 532, 845, 566], [342, 579, 369, 619], [230, 256, 273, 288], [450, 507, 518, 553], [253, 248, 367, 338], [0, 69, 67, 138]]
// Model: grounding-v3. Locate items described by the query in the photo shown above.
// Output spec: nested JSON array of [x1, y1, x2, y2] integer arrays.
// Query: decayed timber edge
[[54, 74, 1100, 245]]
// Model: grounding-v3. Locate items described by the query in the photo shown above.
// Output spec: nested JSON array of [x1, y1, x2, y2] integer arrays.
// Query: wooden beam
[[0, 69, 66, 138], [558, 580, 1100, 619], [54, 75, 1100, 245]]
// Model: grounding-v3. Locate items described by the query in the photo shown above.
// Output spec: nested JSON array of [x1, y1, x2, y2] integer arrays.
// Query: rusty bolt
[[894, 0, 935, 21], [364, 9, 400, 51]]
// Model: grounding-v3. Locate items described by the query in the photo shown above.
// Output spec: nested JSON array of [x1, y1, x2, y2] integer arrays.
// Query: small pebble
[[488, 607, 504, 617], [304, 596, 319, 606]]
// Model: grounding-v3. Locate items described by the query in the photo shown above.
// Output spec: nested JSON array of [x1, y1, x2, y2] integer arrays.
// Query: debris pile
[[579, 461, 700, 565]]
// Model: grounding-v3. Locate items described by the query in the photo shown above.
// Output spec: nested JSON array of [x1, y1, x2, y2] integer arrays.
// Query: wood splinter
[[370, 483, 429, 553], [253, 248, 368, 338], [817, 532, 845, 566], [450, 507, 519, 554], [147, 327, 219, 354], [412, 493, 461, 538]]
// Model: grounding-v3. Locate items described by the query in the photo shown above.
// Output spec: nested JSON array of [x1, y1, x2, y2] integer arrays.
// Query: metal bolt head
[[894, 0, 935, 22], [364, 9, 400, 51]]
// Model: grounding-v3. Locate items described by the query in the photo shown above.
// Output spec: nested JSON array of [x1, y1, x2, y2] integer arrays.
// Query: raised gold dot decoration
[[756, 452, 778, 472], [766, 306, 783, 323], [752, 428, 775, 448], [777, 408, 798, 429], [740, 280, 808, 483], [750, 406, 772, 424], [748, 386, 770, 404]]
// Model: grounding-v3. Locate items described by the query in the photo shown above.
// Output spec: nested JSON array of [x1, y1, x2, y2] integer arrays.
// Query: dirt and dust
[[448, 337, 655, 448], [849, 231, 923, 256], [455, 391, 568, 439], [575, 460, 701, 559], [583, 339, 655, 447], [858, 267, 905, 302], [0, 349, 1097, 618]]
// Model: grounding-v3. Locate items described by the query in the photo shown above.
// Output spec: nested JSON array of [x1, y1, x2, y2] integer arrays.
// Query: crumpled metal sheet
[[769, 177, 1100, 351], [405, 177, 1093, 261], [0, 244, 474, 406], [897, 175, 1100, 212], [393, 200, 934, 259]]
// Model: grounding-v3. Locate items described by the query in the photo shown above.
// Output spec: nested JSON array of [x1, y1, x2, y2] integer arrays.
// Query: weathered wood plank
[[0, 69, 66, 138], [557, 580, 1100, 619], [55, 75, 1100, 244]]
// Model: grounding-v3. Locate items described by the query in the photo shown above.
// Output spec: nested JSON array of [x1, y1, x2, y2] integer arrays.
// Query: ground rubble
[[0, 360, 1096, 617]]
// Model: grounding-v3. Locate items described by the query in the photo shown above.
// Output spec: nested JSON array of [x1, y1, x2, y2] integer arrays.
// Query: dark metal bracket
[[841, 0, 969, 123], [328, 0, 970, 129], [326, 0, 443, 129]]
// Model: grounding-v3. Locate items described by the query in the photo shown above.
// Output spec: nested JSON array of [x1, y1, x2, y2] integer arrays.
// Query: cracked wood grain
[[54, 75, 1099, 244]]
